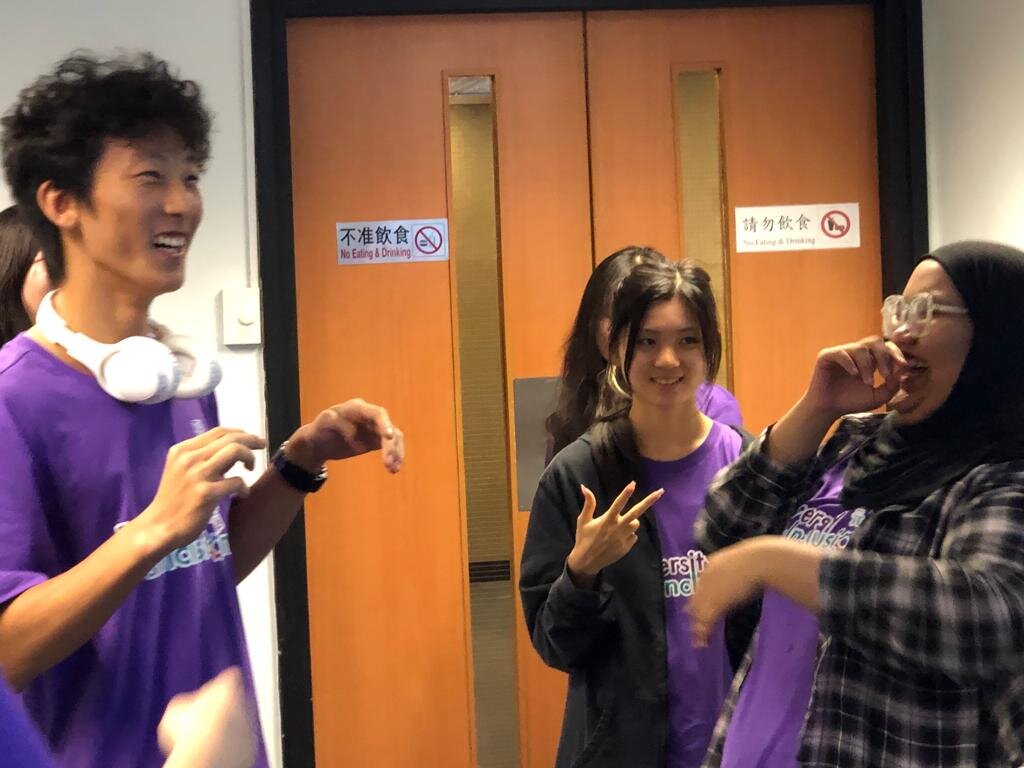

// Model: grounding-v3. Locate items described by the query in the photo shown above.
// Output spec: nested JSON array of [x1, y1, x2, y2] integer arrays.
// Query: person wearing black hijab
[[687, 241, 1024, 768]]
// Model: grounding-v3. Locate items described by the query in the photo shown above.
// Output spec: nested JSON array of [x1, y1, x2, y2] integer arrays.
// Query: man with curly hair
[[0, 52, 405, 766]]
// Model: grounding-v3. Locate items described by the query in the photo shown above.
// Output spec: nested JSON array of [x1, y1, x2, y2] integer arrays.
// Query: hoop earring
[[605, 364, 631, 399]]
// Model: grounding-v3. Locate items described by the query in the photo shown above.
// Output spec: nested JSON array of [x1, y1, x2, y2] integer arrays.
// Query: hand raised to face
[[803, 336, 907, 420]]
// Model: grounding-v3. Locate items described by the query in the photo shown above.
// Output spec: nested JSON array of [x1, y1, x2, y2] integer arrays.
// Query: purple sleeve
[[200, 392, 222, 430], [0, 401, 51, 606], [700, 383, 743, 427]]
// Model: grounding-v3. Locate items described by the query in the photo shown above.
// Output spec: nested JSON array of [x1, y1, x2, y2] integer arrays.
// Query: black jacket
[[520, 435, 673, 768], [521, 432, 756, 768]]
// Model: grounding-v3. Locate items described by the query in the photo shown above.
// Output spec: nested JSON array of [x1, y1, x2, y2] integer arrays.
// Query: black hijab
[[841, 240, 1024, 511]]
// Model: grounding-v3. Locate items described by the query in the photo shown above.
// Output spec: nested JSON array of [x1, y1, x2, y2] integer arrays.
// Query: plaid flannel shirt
[[695, 414, 1024, 768]]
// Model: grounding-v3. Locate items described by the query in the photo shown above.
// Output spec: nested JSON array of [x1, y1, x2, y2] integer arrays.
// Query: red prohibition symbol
[[821, 210, 851, 239], [414, 226, 444, 254]]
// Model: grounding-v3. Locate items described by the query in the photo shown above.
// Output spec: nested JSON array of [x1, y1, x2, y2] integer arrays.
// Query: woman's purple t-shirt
[[720, 457, 867, 768], [645, 421, 742, 768], [695, 382, 743, 428], [0, 335, 266, 767]]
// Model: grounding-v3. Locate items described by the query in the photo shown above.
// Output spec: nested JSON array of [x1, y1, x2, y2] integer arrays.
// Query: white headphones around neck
[[35, 291, 222, 405]]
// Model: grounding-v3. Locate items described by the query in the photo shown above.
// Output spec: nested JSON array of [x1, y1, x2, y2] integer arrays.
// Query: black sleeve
[[519, 464, 618, 672]]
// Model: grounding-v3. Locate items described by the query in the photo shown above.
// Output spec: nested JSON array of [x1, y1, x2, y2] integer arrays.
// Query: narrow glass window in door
[[675, 69, 734, 388], [447, 74, 519, 768]]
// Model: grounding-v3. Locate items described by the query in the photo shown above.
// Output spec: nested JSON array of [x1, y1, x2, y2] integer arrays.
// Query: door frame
[[250, 1, 926, 765]]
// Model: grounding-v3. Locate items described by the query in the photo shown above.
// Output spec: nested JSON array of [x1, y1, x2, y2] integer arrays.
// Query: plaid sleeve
[[818, 462, 1024, 682], [696, 428, 827, 554]]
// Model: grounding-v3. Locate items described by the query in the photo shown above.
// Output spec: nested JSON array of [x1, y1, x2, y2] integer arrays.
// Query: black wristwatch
[[271, 442, 327, 493]]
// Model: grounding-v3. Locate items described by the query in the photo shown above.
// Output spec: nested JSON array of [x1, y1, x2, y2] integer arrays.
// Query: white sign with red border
[[734, 203, 860, 253], [336, 218, 449, 264]]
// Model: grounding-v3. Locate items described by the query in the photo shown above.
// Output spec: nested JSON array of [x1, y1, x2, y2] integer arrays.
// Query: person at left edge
[[0, 52, 405, 767], [0, 204, 52, 347]]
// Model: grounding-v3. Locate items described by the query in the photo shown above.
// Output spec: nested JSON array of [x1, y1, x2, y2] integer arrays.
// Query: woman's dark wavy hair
[[546, 246, 668, 457], [1, 52, 212, 283], [0, 205, 42, 346], [591, 259, 722, 495]]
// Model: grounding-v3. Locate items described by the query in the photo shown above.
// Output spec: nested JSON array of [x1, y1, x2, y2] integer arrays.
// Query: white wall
[[923, 0, 1024, 248], [0, 3, 281, 766]]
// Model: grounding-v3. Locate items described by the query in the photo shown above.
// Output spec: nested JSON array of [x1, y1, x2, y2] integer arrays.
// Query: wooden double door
[[286, 6, 880, 766]]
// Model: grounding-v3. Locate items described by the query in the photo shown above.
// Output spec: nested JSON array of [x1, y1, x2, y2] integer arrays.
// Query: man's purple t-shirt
[[0, 335, 267, 768], [695, 382, 743, 428], [720, 457, 867, 768], [0, 677, 52, 768], [646, 421, 741, 768]]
